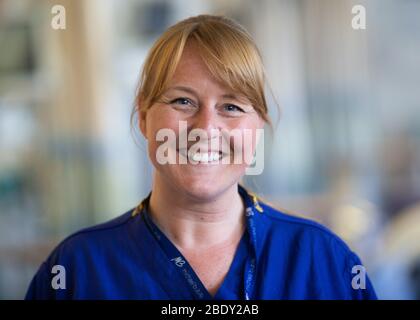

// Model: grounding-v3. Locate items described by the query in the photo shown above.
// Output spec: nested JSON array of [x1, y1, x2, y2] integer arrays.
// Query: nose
[[190, 104, 220, 138], [186, 103, 232, 153]]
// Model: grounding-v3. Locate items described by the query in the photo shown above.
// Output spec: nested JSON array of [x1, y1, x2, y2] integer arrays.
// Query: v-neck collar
[[129, 184, 265, 300]]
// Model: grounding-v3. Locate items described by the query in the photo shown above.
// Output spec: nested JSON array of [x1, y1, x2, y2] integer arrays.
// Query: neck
[[148, 173, 245, 251]]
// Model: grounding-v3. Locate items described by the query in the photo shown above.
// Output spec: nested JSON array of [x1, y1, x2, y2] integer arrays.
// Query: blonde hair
[[133, 14, 270, 124]]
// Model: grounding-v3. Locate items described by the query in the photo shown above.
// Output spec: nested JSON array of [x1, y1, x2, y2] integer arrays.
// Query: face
[[139, 42, 265, 200]]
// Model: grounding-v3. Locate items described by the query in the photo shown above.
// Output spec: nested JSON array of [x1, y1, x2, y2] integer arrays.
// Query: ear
[[137, 99, 148, 139], [139, 110, 147, 139]]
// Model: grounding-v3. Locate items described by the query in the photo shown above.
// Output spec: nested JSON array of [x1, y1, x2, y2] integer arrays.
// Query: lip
[[176, 145, 231, 154], [177, 149, 228, 164]]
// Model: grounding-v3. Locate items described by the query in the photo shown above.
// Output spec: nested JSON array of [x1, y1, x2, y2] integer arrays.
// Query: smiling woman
[[139, 38, 265, 202], [25, 14, 377, 300]]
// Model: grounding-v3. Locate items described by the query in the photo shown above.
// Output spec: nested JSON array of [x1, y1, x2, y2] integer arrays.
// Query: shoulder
[[257, 198, 357, 259], [46, 209, 136, 263], [25, 209, 137, 299], [255, 198, 377, 299], [62, 209, 133, 242]]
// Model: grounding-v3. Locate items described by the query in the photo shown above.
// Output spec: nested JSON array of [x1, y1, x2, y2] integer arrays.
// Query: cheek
[[146, 108, 182, 165], [146, 108, 181, 144], [226, 119, 263, 160], [147, 108, 176, 135]]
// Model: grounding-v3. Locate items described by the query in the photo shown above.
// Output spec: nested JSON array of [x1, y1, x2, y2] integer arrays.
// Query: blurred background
[[1, 0, 420, 299]]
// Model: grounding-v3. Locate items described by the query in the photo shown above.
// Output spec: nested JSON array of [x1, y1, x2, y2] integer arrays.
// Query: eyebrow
[[167, 85, 248, 102]]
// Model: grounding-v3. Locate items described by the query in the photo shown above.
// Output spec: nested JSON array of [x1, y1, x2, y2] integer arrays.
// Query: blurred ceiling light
[[330, 201, 376, 243]]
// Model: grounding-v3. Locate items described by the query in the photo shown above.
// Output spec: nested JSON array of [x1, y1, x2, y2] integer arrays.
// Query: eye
[[170, 97, 194, 106], [223, 104, 244, 113]]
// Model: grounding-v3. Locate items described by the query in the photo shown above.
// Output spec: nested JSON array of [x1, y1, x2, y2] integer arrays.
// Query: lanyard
[[136, 185, 261, 300]]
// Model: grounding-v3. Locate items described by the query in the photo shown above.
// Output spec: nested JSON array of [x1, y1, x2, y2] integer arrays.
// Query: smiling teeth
[[191, 152, 222, 163], [178, 149, 223, 163]]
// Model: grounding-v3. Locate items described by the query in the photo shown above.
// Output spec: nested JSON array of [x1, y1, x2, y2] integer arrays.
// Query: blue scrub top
[[25, 185, 377, 300]]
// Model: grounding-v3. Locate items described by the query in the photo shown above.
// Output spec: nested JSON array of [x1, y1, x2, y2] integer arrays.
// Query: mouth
[[177, 149, 228, 164]]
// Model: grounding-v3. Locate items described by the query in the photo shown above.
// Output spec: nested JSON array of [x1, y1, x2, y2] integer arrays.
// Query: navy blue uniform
[[26, 185, 377, 299]]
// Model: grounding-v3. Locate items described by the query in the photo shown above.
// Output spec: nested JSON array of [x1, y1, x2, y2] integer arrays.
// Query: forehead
[[168, 42, 247, 101], [170, 43, 218, 84]]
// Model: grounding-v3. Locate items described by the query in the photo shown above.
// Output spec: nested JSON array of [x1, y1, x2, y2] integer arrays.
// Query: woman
[[26, 14, 377, 300]]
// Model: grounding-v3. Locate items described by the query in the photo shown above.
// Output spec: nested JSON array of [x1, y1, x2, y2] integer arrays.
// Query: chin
[[159, 165, 243, 201], [180, 179, 223, 201]]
